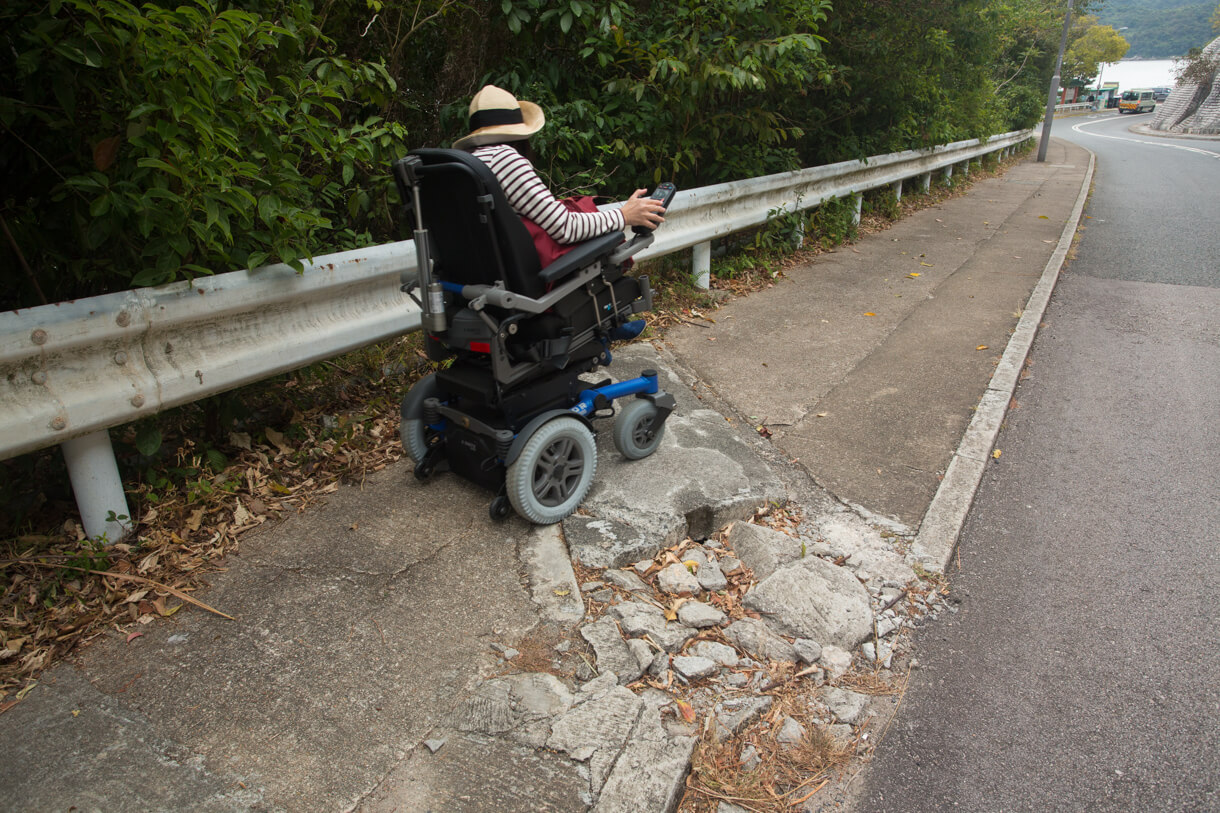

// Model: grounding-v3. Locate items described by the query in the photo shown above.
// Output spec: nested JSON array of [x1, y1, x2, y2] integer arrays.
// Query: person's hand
[[620, 188, 666, 229]]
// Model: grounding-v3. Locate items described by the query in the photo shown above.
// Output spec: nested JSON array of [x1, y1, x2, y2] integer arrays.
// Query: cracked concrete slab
[[565, 344, 786, 567], [9, 465, 544, 812]]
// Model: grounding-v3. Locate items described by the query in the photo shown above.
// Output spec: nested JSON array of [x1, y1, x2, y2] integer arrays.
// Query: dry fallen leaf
[[992, 449, 1002, 459], [864, 312, 876, 317], [976, 345, 989, 351], [675, 698, 696, 723]]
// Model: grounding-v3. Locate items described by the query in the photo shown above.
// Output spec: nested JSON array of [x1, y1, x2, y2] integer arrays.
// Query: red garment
[[521, 196, 600, 268]]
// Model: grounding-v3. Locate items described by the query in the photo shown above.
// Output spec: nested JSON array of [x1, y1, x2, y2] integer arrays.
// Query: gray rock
[[581, 581, 606, 592], [593, 731, 696, 813], [632, 559, 653, 576], [677, 600, 727, 629], [793, 638, 823, 664], [672, 656, 717, 681], [690, 640, 738, 667], [627, 638, 655, 673], [718, 803, 750, 813], [776, 716, 806, 745], [876, 617, 902, 638], [648, 651, 670, 678], [547, 686, 643, 763], [728, 521, 805, 580], [743, 556, 873, 649], [696, 561, 729, 592], [861, 640, 893, 667], [822, 687, 868, 725], [608, 601, 697, 652], [713, 696, 772, 739], [604, 568, 652, 595], [580, 672, 620, 697], [657, 563, 701, 596], [722, 672, 749, 688], [423, 738, 446, 753], [680, 547, 709, 569], [721, 618, 798, 663], [819, 645, 853, 681], [581, 616, 642, 685], [827, 723, 855, 748], [718, 555, 743, 576], [738, 744, 761, 771]]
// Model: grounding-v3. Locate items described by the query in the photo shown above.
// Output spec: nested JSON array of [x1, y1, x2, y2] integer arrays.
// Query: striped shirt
[[472, 144, 625, 245]]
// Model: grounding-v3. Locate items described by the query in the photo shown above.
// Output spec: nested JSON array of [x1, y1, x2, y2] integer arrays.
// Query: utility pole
[[1038, 0, 1075, 162]]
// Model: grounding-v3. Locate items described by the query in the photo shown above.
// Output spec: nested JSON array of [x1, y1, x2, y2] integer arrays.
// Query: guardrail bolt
[[116, 311, 131, 327], [130, 394, 145, 408], [31, 329, 47, 345], [114, 351, 128, 365], [50, 416, 67, 431], [32, 371, 47, 385]]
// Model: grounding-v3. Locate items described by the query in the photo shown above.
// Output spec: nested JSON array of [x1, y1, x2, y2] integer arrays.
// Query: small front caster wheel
[[613, 398, 665, 460], [489, 495, 513, 522], [506, 416, 597, 524]]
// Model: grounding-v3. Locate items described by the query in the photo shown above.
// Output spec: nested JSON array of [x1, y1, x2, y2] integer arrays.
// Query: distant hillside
[[1095, 0, 1215, 57]]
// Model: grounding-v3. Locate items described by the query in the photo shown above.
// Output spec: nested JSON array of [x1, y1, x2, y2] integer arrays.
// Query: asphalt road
[[853, 117, 1220, 811]]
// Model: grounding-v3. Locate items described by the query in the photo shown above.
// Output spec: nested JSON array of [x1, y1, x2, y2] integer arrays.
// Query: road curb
[[910, 147, 1096, 573]]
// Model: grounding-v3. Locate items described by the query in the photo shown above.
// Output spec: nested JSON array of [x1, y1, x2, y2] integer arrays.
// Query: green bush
[[1, 0, 406, 305]]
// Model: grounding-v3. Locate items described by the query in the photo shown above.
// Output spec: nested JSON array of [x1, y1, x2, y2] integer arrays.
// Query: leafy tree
[[1064, 19, 1132, 86]]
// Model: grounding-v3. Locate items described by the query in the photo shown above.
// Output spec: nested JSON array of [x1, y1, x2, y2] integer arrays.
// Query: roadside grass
[[0, 142, 1032, 705]]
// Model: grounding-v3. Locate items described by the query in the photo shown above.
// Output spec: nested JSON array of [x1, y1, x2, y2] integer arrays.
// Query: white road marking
[[1070, 117, 1220, 160]]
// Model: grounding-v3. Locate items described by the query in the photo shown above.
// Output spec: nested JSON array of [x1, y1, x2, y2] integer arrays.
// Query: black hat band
[[469, 107, 525, 131]]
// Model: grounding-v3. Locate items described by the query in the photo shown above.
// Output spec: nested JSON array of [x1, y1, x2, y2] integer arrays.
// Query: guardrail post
[[943, 165, 953, 185], [892, 180, 903, 202], [692, 240, 712, 291], [922, 172, 932, 193], [61, 429, 132, 542], [852, 193, 863, 226]]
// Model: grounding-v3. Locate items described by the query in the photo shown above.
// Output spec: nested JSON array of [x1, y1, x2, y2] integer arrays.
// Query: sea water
[[1090, 59, 1181, 92]]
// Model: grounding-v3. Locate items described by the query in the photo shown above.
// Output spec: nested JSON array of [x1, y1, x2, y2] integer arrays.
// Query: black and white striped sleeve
[[473, 145, 625, 244]]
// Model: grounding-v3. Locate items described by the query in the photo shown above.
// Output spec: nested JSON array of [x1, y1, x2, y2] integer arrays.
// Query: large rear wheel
[[506, 417, 596, 524], [401, 373, 440, 464]]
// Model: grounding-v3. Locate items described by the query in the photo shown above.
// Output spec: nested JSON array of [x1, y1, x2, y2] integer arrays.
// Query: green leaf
[[134, 425, 163, 457]]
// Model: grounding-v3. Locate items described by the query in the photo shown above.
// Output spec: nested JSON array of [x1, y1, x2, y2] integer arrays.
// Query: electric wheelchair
[[392, 149, 676, 523]]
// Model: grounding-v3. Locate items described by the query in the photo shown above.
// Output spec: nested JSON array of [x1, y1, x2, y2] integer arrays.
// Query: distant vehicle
[[1152, 87, 1170, 102], [1119, 89, 1156, 114]]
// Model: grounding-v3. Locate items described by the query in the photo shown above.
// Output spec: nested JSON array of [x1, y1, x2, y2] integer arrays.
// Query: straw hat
[[452, 85, 546, 150]]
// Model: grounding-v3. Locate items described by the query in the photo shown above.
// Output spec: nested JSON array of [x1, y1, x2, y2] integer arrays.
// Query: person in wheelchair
[[452, 85, 667, 255], [393, 88, 678, 525]]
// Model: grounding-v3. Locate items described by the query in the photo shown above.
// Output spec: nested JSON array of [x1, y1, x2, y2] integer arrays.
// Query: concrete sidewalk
[[0, 139, 1092, 812]]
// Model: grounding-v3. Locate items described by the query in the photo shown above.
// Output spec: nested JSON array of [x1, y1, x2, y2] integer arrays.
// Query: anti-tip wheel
[[506, 416, 596, 524], [613, 397, 665, 460]]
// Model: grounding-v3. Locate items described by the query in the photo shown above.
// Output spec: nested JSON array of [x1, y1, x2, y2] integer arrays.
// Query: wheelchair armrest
[[539, 232, 625, 285]]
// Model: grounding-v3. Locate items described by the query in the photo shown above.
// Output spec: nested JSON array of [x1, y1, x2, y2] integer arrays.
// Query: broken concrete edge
[[910, 147, 1096, 574], [520, 524, 585, 625]]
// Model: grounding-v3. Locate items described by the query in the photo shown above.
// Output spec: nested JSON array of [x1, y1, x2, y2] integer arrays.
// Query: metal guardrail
[[1, 128, 1032, 539], [1054, 102, 1095, 114]]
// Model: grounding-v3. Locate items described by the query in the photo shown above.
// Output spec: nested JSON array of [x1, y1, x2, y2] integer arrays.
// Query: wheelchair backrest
[[395, 148, 545, 300]]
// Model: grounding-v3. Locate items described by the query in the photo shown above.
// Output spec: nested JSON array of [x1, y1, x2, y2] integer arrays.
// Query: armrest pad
[[539, 232, 625, 285]]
